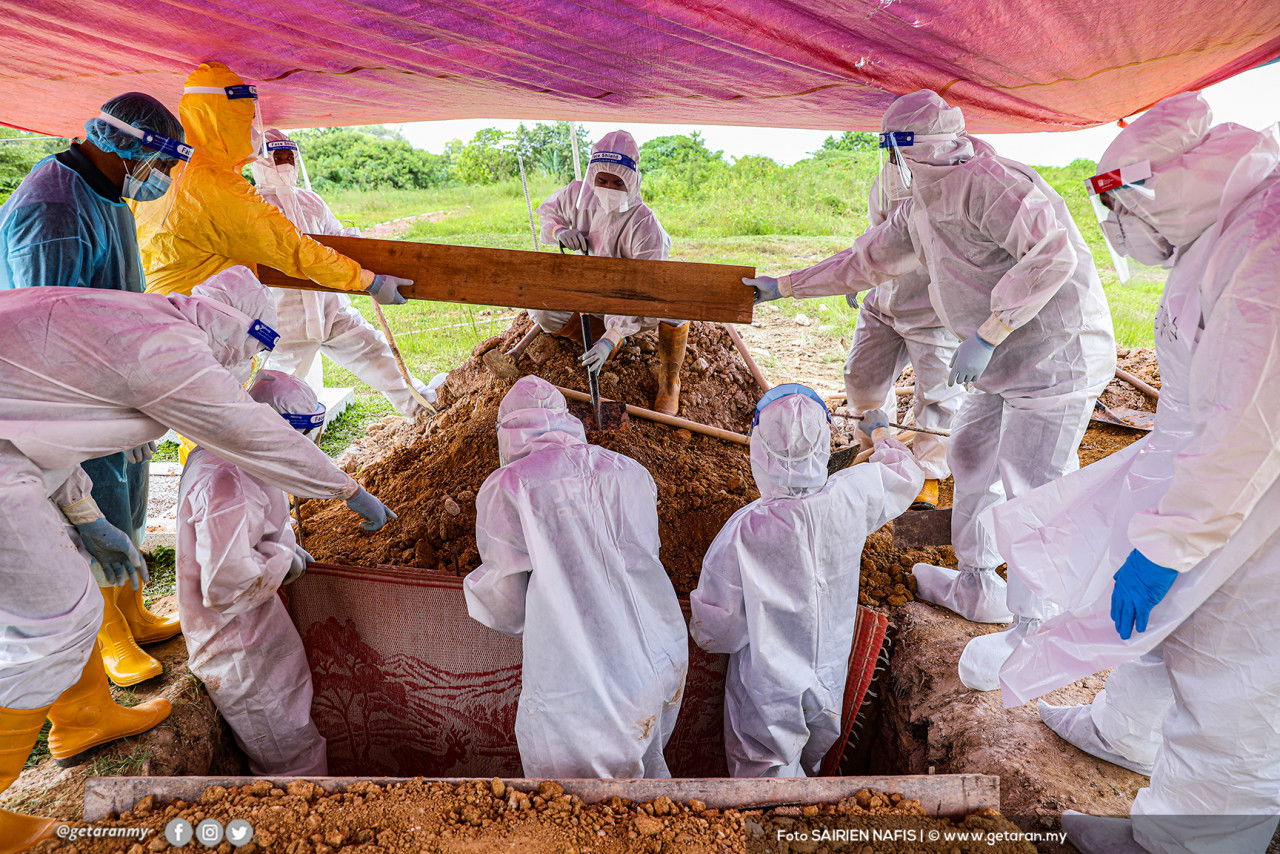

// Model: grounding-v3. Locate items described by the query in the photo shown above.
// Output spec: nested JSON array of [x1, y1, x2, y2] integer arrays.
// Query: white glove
[[557, 228, 589, 254], [125, 441, 157, 464], [368, 273, 412, 306], [285, 544, 314, 586], [579, 338, 616, 374]]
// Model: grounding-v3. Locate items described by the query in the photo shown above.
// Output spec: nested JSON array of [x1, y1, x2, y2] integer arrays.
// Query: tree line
[[0, 121, 880, 202]]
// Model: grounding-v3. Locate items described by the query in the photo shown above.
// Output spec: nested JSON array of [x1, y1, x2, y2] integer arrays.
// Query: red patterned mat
[[288, 563, 886, 777]]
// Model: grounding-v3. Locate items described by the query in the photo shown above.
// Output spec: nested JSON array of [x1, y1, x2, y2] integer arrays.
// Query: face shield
[[282, 405, 328, 444], [93, 112, 193, 202], [577, 149, 640, 214], [1085, 160, 1162, 282], [751, 383, 832, 430], [750, 385, 833, 497], [876, 130, 955, 208], [183, 82, 263, 159], [258, 135, 311, 191]]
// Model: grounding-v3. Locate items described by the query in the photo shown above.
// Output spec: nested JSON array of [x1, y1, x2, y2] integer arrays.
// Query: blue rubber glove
[[1111, 548, 1179, 640], [345, 487, 398, 532], [75, 517, 148, 588], [367, 273, 411, 306], [948, 335, 995, 385], [579, 338, 616, 374], [743, 276, 781, 304], [860, 408, 890, 436]]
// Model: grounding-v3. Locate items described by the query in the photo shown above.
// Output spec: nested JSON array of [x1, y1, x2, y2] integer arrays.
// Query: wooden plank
[[85, 774, 999, 822], [258, 235, 755, 324]]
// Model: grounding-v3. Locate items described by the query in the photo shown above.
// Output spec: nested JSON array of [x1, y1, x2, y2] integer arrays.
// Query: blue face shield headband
[[247, 319, 280, 351], [94, 112, 193, 162], [282, 408, 326, 431], [751, 383, 832, 429], [184, 83, 263, 156], [588, 151, 637, 172]]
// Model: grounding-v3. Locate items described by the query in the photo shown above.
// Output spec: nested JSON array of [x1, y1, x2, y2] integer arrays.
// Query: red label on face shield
[[1088, 160, 1152, 196], [1088, 170, 1125, 195]]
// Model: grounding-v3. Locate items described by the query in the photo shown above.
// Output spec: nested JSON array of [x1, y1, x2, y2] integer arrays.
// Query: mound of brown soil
[[303, 321, 1152, 608], [302, 317, 778, 596], [43, 778, 1033, 854]]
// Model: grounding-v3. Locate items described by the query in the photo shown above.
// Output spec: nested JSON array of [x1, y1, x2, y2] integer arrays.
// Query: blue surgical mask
[[122, 167, 172, 202]]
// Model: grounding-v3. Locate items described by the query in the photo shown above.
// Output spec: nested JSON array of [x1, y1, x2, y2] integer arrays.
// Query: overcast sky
[[392, 63, 1280, 168]]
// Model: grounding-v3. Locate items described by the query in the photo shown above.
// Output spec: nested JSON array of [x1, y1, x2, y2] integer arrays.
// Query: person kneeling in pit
[[176, 370, 335, 776], [464, 375, 688, 778], [532, 131, 690, 415], [691, 386, 923, 777]]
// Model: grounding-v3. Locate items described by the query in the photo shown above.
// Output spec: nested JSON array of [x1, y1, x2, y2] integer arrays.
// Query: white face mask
[[1103, 212, 1174, 267], [594, 187, 631, 214]]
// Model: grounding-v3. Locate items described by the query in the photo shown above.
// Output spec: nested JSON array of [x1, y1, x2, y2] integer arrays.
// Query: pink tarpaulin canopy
[[2, 1, 1279, 137]]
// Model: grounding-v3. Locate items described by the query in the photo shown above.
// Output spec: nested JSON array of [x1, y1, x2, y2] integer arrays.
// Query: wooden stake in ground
[[259, 234, 755, 324]]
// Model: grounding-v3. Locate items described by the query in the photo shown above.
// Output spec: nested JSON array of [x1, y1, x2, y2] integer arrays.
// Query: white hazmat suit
[[0, 271, 360, 710], [252, 131, 430, 417], [533, 130, 680, 341], [778, 90, 1115, 663], [835, 167, 962, 483], [464, 376, 688, 778], [992, 93, 1280, 854], [691, 394, 922, 776], [177, 369, 328, 775]]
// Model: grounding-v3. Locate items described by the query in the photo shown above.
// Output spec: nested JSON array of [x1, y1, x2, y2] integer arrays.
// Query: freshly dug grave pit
[[301, 316, 862, 597], [45, 778, 1034, 854], [869, 603, 1146, 853], [304, 323, 1156, 608]]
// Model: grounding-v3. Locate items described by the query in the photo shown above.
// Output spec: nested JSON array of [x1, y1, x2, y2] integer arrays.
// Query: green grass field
[[311, 158, 1162, 452]]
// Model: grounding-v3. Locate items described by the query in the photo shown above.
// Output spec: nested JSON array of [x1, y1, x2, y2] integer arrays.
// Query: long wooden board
[[258, 235, 755, 323], [85, 774, 999, 821]]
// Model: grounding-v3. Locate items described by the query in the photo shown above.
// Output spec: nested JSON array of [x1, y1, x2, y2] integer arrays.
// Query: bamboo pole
[[721, 323, 772, 393], [371, 301, 437, 415], [555, 386, 749, 446], [1115, 366, 1160, 401]]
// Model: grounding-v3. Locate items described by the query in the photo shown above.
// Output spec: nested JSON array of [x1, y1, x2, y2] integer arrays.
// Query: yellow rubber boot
[[116, 583, 181, 646], [0, 704, 59, 853], [911, 478, 941, 511], [96, 587, 162, 687], [653, 322, 689, 416], [47, 646, 172, 767]]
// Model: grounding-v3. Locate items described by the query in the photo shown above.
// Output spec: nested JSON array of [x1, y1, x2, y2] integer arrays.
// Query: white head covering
[[1097, 92, 1273, 250], [882, 89, 974, 167], [750, 393, 831, 499], [251, 128, 307, 223], [188, 266, 277, 380], [496, 375, 587, 465], [578, 129, 643, 214], [249, 369, 319, 416]]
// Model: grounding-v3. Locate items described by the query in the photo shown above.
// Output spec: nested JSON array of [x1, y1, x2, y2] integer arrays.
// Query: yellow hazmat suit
[[134, 62, 374, 296]]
